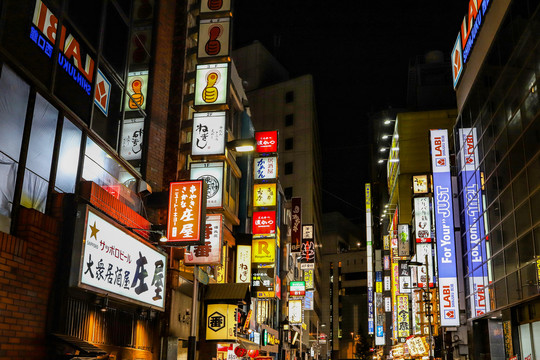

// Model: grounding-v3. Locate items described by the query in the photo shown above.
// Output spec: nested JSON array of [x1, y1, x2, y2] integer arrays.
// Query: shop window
[[66, 0, 102, 48], [285, 113, 294, 127], [21, 94, 58, 212], [55, 118, 82, 193], [103, 1, 129, 75], [285, 91, 294, 103], [0, 65, 30, 231], [285, 137, 294, 150], [285, 162, 293, 175], [92, 68, 124, 149], [284, 187, 293, 199]]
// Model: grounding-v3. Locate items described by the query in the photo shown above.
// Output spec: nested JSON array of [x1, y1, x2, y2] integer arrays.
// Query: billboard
[[194, 63, 229, 106], [459, 128, 489, 318], [190, 161, 224, 208], [252, 238, 276, 263], [191, 112, 226, 156], [184, 214, 223, 265], [430, 129, 460, 326], [167, 180, 206, 245]]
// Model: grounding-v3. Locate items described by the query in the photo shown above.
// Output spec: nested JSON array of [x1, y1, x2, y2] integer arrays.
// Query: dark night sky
[[233, 1, 467, 222]]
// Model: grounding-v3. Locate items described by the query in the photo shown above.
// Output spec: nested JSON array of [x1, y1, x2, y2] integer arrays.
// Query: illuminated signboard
[[253, 183, 276, 207], [300, 224, 315, 270], [200, 0, 231, 13], [458, 128, 489, 318], [291, 197, 302, 252], [397, 224, 410, 256], [255, 131, 278, 153], [304, 291, 314, 310], [125, 71, 149, 111], [252, 266, 274, 296], [303, 269, 314, 290], [74, 207, 166, 310], [192, 112, 226, 156], [190, 162, 224, 208], [194, 63, 229, 106], [398, 261, 411, 294], [289, 281, 306, 296], [413, 175, 429, 194], [198, 17, 231, 59], [184, 215, 223, 265], [236, 245, 251, 283], [415, 243, 435, 288], [167, 180, 206, 245], [414, 197, 432, 243], [94, 69, 111, 116], [397, 295, 410, 339], [430, 129, 460, 326], [253, 211, 276, 237], [254, 156, 278, 180], [375, 292, 385, 345], [252, 238, 276, 263], [206, 304, 237, 340], [120, 117, 145, 161], [451, 0, 493, 88], [288, 299, 303, 324]]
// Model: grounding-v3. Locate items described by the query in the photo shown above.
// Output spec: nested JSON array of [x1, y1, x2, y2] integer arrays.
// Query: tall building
[[233, 41, 324, 358], [451, 0, 540, 358]]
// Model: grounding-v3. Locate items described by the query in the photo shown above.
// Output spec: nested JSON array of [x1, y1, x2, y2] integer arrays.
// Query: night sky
[[233, 1, 467, 222]]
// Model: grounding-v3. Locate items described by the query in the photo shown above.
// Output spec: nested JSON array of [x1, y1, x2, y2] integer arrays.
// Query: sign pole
[[188, 264, 199, 360]]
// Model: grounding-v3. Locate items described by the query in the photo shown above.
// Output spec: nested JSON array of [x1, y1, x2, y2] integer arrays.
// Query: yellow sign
[[216, 245, 227, 283], [253, 183, 277, 207], [304, 269, 314, 290], [257, 291, 275, 298], [365, 183, 371, 211], [376, 281, 382, 293], [206, 304, 237, 340], [252, 238, 276, 263]]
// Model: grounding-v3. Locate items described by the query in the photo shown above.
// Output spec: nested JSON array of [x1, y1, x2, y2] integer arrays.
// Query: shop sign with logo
[[255, 131, 278, 153], [397, 295, 410, 339], [191, 112, 226, 156], [194, 63, 229, 106], [120, 117, 145, 161], [200, 0, 231, 13], [253, 183, 277, 207], [414, 197, 431, 243], [252, 266, 274, 296], [254, 156, 278, 180], [303, 269, 314, 290], [289, 281, 306, 297], [73, 207, 167, 310], [190, 161, 224, 208], [252, 238, 276, 263], [300, 224, 315, 270], [167, 180, 206, 245], [125, 71, 149, 111], [184, 215, 223, 265], [397, 224, 410, 256], [253, 211, 276, 237], [413, 175, 429, 194], [288, 299, 303, 324], [206, 304, 237, 340], [198, 17, 231, 59]]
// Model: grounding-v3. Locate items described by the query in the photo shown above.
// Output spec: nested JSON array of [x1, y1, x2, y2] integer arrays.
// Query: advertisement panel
[[120, 118, 145, 160], [398, 261, 411, 294], [253, 183, 277, 207], [300, 224, 315, 270], [414, 197, 432, 243], [458, 128, 489, 318], [191, 112, 226, 156], [430, 129, 460, 326], [184, 214, 223, 265], [253, 211, 276, 238], [304, 291, 314, 310], [125, 71, 149, 111], [198, 17, 231, 59], [252, 239, 276, 263], [288, 299, 303, 324], [255, 131, 278, 153], [190, 162, 224, 208], [375, 292, 385, 345], [366, 183, 374, 335], [206, 304, 236, 340], [194, 63, 229, 106], [397, 224, 410, 256], [397, 295, 410, 340], [167, 180, 206, 245], [254, 156, 278, 180], [290, 281, 306, 296], [291, 198, 302, 252], [236, 245, 251, 283], [413, 175, 429, 194], [75, 208, 167, 310], [252, 266, 274, 297], [303, 269, 314, 290]]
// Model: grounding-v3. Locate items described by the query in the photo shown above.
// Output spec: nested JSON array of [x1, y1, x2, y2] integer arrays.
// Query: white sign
[[120, 118, 145, 160], [384, 297, 391, 312], [78, 208, 166, 309], [254, 156, 278, 180], [184, 215, 223, 265], [414, 197, 432, 242], [288, 299, 303, 324], [192, 112, 226, 156], [384, 276, 391, 291], [415, 243, 434, 288], [236, 245, 251, 283], [194, 63, 229, 106], [302, 225, 314, 240], [190, 161, 224, 208], [430, 129, 451, 173]]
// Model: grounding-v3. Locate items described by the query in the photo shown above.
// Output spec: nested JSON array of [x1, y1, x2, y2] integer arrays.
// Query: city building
[[451, 0, 540, 358]]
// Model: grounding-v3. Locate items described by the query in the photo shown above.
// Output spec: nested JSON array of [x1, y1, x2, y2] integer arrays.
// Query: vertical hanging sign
[[291, 197, 302, 252], [430, 129, 460, 326], [167, 180, 207, 246], [300, 225, 315, 270], [366, 183, 374, 335]]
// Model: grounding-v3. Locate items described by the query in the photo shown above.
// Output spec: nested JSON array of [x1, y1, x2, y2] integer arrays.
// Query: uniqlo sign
[[167, 180, 206, 245], [253, 211, 276, 237], [255, 131, 278, 153]]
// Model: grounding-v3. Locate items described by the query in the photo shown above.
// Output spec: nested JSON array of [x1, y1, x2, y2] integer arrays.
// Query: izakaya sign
[[255, 131, 278, 153], [191, 162, 224, 208], [192, 112, 226, 156], [236, 245, 251, 283], [430, 129, 460, 326], [184, 215, 223, 265], [31, 0, 94, 95], [167, 180, 206, 246], [253, 211, 276, 237], [451, 0, 493, 88], [291, 198, 301, 252], [254, 157, 278, 180], [74, 207, 167, 310]]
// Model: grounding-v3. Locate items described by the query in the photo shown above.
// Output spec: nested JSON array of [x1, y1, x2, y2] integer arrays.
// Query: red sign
[[167, 180, 206, 245], [253, 211, 276, 236], [275, 276, 281, 300], [255, 131, 278, 153]]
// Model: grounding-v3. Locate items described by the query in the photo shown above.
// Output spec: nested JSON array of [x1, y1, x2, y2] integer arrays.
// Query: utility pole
[[188, 264, 199, 360]]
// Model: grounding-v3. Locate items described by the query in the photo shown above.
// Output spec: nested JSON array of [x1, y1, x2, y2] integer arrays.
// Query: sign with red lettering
[[167, 180, 206, 245], [255, 131, 278, 153], [184, 214, 223, 265], [253, 211, 276, 237]]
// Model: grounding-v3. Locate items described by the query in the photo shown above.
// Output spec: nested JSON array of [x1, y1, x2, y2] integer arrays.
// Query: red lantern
[[235, 346, 247, 357], [247, 350, 259, 358]]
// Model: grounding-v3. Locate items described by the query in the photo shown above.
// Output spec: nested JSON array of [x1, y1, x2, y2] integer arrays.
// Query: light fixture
[[384, 120, 393, 125], [226, 138, 257, 153], [384, 204, 388, 208], [381, 135, 390, 140], [100, 296, 109, 312], [125, 227, 168, 243], [377, 159, 386, 164], [379, 148, 388, 152]]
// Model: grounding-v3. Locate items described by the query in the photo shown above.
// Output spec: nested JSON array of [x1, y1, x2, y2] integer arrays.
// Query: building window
[[285, 113, 294, 126], [285, 137, 294, 150], [285, 162, 293, 175], [285, 91, 294, 103], [284, 187, 293, 199]]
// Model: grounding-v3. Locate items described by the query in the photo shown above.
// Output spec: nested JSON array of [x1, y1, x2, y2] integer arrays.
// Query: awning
[[51, 333, 108, 357], [237, 336, 261, 350], [205, 283, 251, 304]]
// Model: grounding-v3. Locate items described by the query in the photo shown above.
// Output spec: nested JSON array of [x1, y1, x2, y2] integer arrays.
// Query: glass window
[[519, 324, 533, 360], [103, 2, 129, 75], [502, 214, 516, 246], [490, 225, 504, 254], [517, 231, 534, 266], [504, 243, 518, 274], [0, 66, 30, 226], [523, 115, 540, 163], [508, 141, 525, 178], [512, 171, 529, 207], [520, 263, 539, 299], [285, 138, 293, 150], [506, 110, 522, 146], [492, 251, 505, 281], [284, 187, 293, 199], [66, 0, 102, 48], [285, 91, 294, 103], [55, 118, 82, 193], [92, 68, 123, 149], [285, 162, 293, 175], [285, 114, 294, 127], [494, 278, 507, 308], [514, 201, 531, 237], [531, 190, 540, 226], [507, 270, 521, 304], [499, 187, 513, 220], [21, 94, 58, 212]]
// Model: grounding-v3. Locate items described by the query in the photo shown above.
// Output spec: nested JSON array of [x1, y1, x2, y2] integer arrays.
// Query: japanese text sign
[[397, 295, 410, 339], [413, 175, 429, 194], [191, 161, 224, 208], [76, 207, 167, 310], [252, 238, 276, 263], [167, 180, 206, 245], [289, 281, 306, 296], [397, 224, 410, 256], [414, 197, 432, 243], [184, 215, 223, 265], [303, 269, 314, 290], [252, 265, 274, 295], [291, 198, 302, 252], [254, 156, 278, 180], [288, 300, 303, 324], [301, 224, 315, 270], [206, 304, 237, 340], [255, 131, 278, 153], [253, 183, 276, 207], [236, 245, 251, 283], [192, 112, 226, 156], [253, 211, 276, 237]]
